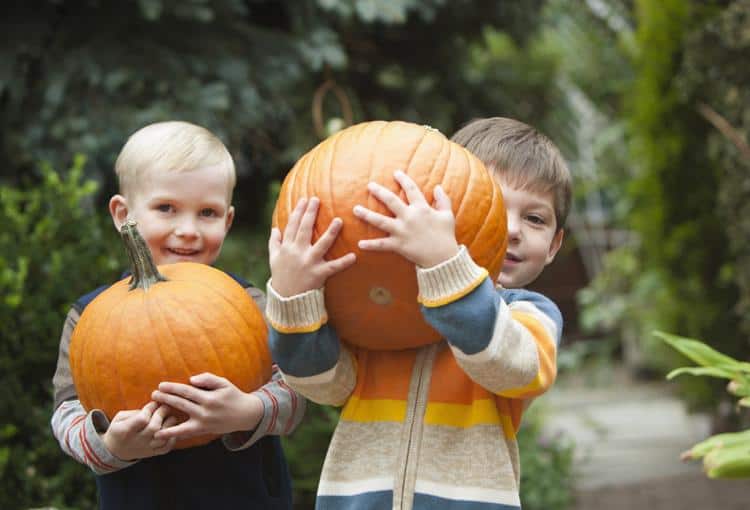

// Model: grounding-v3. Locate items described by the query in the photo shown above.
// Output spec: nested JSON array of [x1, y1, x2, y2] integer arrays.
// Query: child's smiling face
[[496, 176, 563, 288], [112, 165, 234, 266]]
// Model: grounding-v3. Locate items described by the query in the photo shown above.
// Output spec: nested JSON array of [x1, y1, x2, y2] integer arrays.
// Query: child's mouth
[[168, 248, 199, 256]]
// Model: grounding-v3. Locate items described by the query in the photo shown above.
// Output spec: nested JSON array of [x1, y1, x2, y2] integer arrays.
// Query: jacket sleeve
[[265, 281, 357, 407], [51, 400, 137, 474], [417, 246, 561, 399], [50, 307, 135, 474], [223, 363, 307, 450]]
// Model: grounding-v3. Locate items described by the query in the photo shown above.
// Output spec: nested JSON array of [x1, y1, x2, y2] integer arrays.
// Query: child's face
[[496, 176, 563, 288], [109, 165, 234, 266]]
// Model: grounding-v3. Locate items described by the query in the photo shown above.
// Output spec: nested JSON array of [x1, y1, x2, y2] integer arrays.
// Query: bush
[[518, 406, 576, 510], [0, 156, 122, 509]]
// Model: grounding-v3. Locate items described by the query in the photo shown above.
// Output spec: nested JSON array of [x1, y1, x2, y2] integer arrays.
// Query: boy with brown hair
[[51, 121, 305, 510], [266, 116, 570, 509]]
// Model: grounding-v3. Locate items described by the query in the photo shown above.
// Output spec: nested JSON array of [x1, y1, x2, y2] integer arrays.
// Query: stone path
[[539, 366, 750, 509]]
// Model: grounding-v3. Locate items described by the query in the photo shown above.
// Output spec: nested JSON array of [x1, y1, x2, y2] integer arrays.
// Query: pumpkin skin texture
[[272, 120, 507, 350], [69, 224, 271, 450]]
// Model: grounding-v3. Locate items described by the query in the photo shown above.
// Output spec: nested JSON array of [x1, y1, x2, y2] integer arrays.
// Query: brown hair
[[451, 117, 571, 230]]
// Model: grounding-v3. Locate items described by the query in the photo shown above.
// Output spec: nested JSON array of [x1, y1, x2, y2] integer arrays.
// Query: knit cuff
[[265, 279, 328, 333], [416, 246, 489, 307]]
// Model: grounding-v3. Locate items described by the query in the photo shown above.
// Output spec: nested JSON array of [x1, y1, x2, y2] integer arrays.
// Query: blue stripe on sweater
[[316, 491, 392, 510], [421, 278, 563, 355], [316, 492, 521, 510], [269, 324, 341, 377], [413, 493, 521, 510]]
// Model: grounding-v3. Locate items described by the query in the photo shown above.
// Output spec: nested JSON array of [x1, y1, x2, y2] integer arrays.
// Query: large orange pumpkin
[[69, 220, 272, 449], [272, 120, 507, 350]]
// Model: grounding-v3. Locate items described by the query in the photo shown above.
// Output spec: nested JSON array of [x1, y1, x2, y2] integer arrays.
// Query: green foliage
[[678, 0, 750, 343], [518, 406, 576, 510], [0, 157, 122, 509], [656, 331, 750, 479], [1, 0, 552, 232], [574, 0, 744, 412]]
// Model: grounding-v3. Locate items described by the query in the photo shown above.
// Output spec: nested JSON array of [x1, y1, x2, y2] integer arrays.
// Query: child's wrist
[[416, 241, 460, 268]]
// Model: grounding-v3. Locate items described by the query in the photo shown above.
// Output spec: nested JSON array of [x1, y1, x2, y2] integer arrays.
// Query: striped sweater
[[51, 285, 305, 475], [267, 247, 561, 510]]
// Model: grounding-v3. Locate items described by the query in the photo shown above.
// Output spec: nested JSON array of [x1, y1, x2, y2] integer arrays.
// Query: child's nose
[[506, 214, 521, 240], [174, 216, 199, 238]]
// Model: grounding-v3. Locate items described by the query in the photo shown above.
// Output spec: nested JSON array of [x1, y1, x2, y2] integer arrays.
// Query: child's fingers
[[151, 388, 202, 416], [367, 182, 407, 215], [310, 217, 343, 258], [162, 414, 181, 429], [154, 421, 199, 441], [358, 237, 398, 252], [150, 436, 177, 454], [283, 198, 308, 241], [394, 170, 427, 206], [157, 381, 207, 403], [322, 253, 357, 276], [268, 228, 281, 256], [433, 185, 452, 211], [189, 372, 227, 390], [147, 404, 172, 431], [295, 197, 319, 244], [353, 205, 398, 233]]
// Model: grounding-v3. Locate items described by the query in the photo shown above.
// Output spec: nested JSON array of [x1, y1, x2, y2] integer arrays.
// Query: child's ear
[[108, 195, 129, 230], [224, 205, 235, 233], [545, 228, 564, 265]]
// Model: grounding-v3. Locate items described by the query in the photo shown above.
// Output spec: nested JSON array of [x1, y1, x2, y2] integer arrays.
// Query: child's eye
[[200, 208, 217, 217], [156, 204, 174, 213], [526, 215, 546, 225]]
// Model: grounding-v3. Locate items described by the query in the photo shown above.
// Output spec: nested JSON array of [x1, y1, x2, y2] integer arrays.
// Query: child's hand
[[269, 197, 356, 297], [102, 401, 177, 461], [150, 372, 264, 441], [354, 170, 459, 268]]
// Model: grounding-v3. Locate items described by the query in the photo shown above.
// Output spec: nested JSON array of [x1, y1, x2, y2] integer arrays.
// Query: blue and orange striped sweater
[[267, 247, 561, 510]]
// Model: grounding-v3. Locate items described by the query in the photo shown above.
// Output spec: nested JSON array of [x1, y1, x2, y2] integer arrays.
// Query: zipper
[[393, 343, 438, 510]]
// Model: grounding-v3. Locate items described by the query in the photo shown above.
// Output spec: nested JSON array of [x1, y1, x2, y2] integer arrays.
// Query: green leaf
[[666, 365, 738, 380], [654, 331, 749, 371]]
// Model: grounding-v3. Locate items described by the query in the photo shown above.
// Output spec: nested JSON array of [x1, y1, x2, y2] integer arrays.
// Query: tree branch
[[697, 102, 750, 161]]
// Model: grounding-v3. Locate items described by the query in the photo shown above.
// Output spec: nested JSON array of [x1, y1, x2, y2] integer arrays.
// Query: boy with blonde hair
[[265, 116, 570, 509], [51, 121, 304, 510]]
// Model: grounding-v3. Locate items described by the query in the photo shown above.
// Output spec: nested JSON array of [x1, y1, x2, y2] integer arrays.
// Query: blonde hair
[[115, 121, 236, 199], [451, 117, 571, 230]]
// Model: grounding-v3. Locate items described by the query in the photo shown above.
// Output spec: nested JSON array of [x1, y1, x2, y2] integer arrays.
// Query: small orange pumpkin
[[273, 120, 507, 350], [69, 220, 272, 449]]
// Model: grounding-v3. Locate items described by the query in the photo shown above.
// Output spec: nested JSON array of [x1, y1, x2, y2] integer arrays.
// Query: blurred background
[[2, 0, 749, 509]]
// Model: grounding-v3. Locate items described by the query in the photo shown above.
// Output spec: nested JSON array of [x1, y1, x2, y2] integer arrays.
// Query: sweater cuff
[[265, 279, 328, 333], [416, 245, 489, 307]]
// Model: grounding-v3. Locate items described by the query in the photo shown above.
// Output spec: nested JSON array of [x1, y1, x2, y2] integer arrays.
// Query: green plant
[[656, 331, 750, 479], [518, 405, 576, 510], [0, 156, 123, 509]]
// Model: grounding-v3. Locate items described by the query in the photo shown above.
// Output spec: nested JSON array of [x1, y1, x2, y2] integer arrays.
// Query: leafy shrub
[[656, 331, 750, 479], [518, 406, 576, 510], [0, 156, 122, 509]]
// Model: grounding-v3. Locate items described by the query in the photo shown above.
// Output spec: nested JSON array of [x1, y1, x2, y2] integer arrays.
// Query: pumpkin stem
[[120, 219, 168, 291]]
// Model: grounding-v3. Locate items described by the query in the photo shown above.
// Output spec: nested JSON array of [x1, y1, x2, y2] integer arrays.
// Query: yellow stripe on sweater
[[424, 399, 516, 438], [341, 395, 407, 422]]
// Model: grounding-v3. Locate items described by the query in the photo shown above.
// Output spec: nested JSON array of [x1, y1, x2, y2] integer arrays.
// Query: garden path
[[539, 365, 750, 509]]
